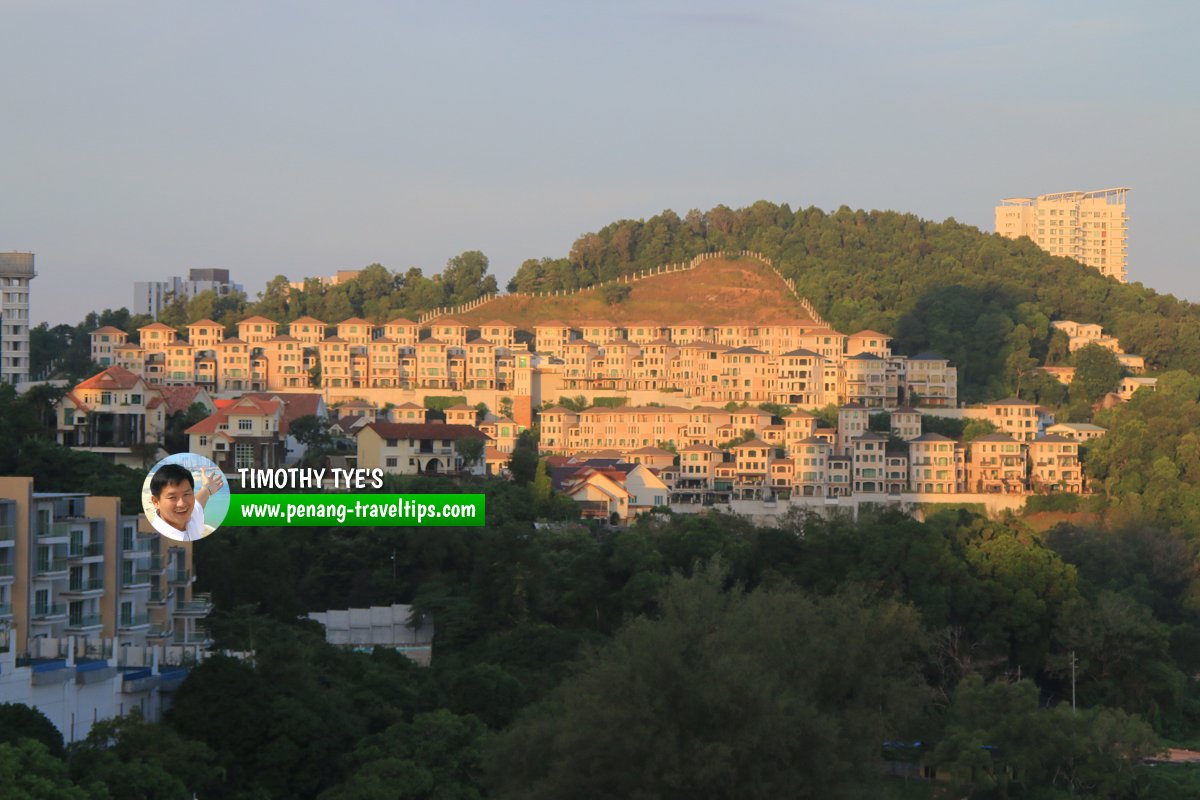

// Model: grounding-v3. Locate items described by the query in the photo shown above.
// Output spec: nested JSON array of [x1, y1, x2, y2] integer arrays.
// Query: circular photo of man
[[142, 453, 230, 542]]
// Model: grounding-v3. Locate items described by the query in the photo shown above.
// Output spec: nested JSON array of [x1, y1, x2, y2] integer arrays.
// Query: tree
[[442, 251, 497, 305], [1050, 591, 1184, 719], [254, 275, 293, 320], [455, 437, 485, 472], [934, 675, 1156, 798], [67, 709, 220, 799], [508, 431, 539, 484], [319, 710, 488, 800], [600, 283, 631, 306], [165, 402, 211, 454], [1072, 344, 1125, 404], [0, 740, 87, 800], [487, 569, 929, 800], [0, 703, 64, 757], [531, 460, 551, 505]]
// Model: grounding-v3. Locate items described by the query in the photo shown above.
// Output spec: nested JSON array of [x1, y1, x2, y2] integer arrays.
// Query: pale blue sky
[[3, 1, 1197, 325]]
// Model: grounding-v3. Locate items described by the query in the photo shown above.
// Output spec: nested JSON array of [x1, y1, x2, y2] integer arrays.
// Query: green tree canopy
[[487, 569, 929, 800]]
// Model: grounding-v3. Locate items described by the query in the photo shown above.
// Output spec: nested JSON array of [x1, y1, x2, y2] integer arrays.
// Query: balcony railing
[[32, 603, 67, 619], [168, 569, 190, 584], [121, 570, 156, 587], [37, 521, 73, 539], [119, 613, 151, 629], [0, 563, 13, 578], [67, 577, 105, 592], [0, 524, 14, 542], [35, 558, 69, 575], [68, 542, 105, 559], [0, 603, 10, 616], [175, 596, 213, 615], [66, 613, 103, 629], [122, 538, 154, 556]]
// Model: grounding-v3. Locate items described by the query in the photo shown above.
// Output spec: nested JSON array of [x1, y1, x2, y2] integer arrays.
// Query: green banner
[[224, 493, 486, 527]]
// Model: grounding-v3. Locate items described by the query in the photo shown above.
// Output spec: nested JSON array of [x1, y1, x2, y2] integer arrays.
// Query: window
[[235, 443, 254, 469], [386, 457, 398, 468], [238, 419, 253, 431]]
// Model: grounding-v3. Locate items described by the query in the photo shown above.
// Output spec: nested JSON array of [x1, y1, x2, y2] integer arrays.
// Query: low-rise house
[[1045, 422, 1107, 442], [968, 433, 1026, 494], [186, 395, 288, 473], [1028, 435, 1083, 493], [356, 422, 490, 476], [985, 398, 1040, 442], [908, 433, 958, 494], [56, 367, 167, 467]]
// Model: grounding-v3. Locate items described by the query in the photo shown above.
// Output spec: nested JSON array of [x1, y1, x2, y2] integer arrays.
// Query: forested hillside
[[512, 203, 1200, 401]]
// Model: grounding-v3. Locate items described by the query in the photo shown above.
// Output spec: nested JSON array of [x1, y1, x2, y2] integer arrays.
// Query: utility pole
[[1071, 649, 1077, 711]]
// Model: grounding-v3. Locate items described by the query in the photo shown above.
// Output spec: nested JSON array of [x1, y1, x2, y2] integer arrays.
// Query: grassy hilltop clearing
[[452, 255, 817, 328]]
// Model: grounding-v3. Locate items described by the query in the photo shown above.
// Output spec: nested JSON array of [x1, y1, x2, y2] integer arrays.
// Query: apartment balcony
[[120, 570, 156, 589], [118, 613, 151, 630], [147, 587, 168, 605], [65, 613, 104, 632], [32, 603, 67, 620], [68, 542, 105, 563], [122, 538, 155, 557], [145, 626, 172, 639], [0, 563, 13, 581], [37, 521, 73, 540], [62, 577, 105, 597], [0, 603, 11, 617], [175, 593, 213, 616], [35, 558, 69, 577], [0, 524, 14, 542], [168, 568, 191, 585], [173, 627, 213, 646]]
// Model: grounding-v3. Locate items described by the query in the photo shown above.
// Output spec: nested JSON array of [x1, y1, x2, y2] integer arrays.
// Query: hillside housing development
[[62, 254, 1135, 520], [87, 316, 959, 421]]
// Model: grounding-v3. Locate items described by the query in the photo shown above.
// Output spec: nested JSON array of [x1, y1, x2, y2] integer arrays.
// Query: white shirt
[[152, 500, 211, 542]]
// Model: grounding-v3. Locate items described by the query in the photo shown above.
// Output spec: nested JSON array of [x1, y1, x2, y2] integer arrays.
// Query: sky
[[2, 0, 1197, 325]]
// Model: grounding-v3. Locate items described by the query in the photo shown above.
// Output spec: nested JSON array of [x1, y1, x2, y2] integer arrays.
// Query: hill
[[510, 203, 1200, 403], [452, 255, 817, 328]]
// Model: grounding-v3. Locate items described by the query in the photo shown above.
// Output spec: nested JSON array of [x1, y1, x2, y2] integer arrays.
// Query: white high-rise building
[[134, 268, 243, 317], [0, 252, 36, 386], [995, 188, 1129, 282]]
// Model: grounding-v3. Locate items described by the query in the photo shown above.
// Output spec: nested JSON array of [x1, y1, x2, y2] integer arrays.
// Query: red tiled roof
[[242, 392, 323, 423], [158, 386, 209, 416], [186, 395, 284, 435], [75, 366, 143, 391], [90, 326, 126, 335], [65, 390, 91, 413]]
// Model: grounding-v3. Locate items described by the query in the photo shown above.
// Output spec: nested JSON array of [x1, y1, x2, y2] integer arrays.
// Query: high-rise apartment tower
[[995, 188, 1129, 282], [0, 252, 36, 385]]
